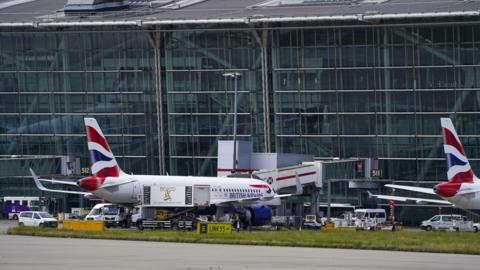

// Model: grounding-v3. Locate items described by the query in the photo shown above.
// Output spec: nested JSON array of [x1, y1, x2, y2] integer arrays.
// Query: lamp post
[[223, 72, 241, 173]]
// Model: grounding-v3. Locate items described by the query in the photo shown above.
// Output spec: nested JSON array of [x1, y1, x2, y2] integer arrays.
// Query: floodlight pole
[[223, 72, 241, 173]]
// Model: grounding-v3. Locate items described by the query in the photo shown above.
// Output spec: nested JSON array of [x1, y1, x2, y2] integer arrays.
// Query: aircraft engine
[[241, 204, 273, 227]]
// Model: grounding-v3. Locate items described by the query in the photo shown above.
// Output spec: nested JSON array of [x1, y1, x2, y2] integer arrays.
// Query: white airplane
[[370, 118, 480, 213], [31, 118, 300, 226]]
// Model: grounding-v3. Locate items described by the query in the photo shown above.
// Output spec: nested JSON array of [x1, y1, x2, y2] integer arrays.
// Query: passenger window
[[34, 213, 41, 219]]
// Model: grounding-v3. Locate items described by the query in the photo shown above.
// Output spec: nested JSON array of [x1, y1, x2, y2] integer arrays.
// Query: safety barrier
[[63, 220, 104, 232]]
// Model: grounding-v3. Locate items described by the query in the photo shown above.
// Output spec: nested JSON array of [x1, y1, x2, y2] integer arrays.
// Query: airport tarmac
[[1, 232, 480, 270], [0, 219, 15, 233]]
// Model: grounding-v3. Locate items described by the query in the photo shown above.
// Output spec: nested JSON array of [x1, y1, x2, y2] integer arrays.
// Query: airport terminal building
[[1, 0, 480, 220]]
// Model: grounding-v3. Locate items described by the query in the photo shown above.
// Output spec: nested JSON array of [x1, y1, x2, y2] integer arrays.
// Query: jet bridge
[[253, 162, 323, 190]]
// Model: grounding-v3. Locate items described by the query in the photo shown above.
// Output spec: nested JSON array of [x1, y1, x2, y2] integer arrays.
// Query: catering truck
[[132, 184, 210, 230], [142, 184, 210, 208]]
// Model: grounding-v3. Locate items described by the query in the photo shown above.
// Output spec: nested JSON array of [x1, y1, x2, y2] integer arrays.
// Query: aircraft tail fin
[[440, 118, 476, 183], [84, 118, 125, 178]]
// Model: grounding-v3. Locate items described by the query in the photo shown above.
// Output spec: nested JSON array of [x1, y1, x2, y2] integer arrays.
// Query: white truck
[[85, 203, 129, 228], [131, 184, 211, 230], [353, 209, 386, 230], [420, 215, 477, 232]]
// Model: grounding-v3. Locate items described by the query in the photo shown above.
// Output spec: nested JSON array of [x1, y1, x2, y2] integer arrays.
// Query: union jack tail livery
[[441, 118, 477, 184], [370, 118, 480, 207], [84, 118, 124, 178]]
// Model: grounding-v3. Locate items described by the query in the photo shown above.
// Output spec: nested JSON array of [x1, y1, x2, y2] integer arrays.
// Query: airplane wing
[[37, 178, 79, 186], [368, 191, 452, 205], [385, 184, 435, 195], [30, 168, 92, 196]]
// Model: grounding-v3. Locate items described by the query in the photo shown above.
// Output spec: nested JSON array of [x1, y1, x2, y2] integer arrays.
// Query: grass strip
[[8, 226, 480, 255]]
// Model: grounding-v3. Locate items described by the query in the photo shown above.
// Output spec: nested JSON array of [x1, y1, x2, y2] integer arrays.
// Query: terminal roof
[[1, 0, 480, 27]]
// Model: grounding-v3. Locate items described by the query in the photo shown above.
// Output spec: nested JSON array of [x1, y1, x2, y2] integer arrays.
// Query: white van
[[420, 215, 473, 231], [18, 211, 58, 228], [353, 209, 386, 230]]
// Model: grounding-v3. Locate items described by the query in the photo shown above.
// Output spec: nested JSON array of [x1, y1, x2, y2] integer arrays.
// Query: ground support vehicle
[[132, 183, 212, 230], [85, 203, 129, 228], [271, 216, 302, 229], [132, 206, 197, 230], [18, 211, 58, 228], [420, 215, 475, 231], [353, 209, 386, 231]]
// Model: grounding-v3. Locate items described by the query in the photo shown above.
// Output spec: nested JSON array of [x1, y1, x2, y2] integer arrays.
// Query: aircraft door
[[132, 181, 141, 203], [193, 185, 210, 207]]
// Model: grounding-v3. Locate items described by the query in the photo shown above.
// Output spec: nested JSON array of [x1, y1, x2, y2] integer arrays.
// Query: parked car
[[420, 215, 473, 231], [18, 211, 58, 228]]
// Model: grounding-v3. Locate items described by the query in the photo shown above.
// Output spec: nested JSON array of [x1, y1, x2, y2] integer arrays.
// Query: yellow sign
[[81, 167, 90, 175], [197, 222, 232, 234], [371, 169, 383, 178]]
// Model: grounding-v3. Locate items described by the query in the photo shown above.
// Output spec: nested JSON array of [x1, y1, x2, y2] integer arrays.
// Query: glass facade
[[2, 21, 480, 197], [164, 30, 265, 176], [272, 24, 480, 182], [0, 30, 158, 196]]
